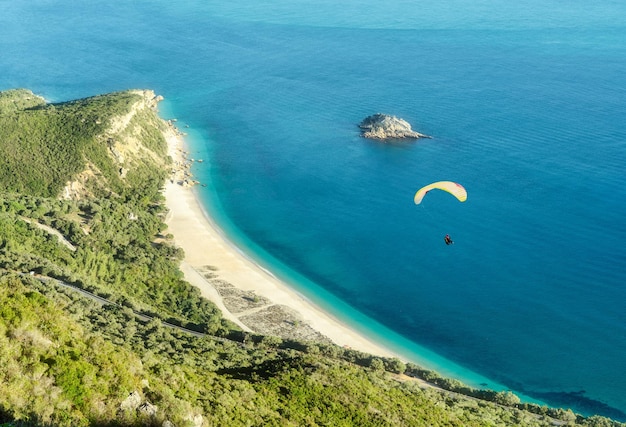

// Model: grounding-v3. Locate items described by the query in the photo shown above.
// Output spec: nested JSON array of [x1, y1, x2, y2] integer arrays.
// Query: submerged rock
[[359, 113, 430, 140]]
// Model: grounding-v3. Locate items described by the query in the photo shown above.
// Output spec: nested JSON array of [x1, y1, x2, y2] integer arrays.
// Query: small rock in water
[[359, 113, 430, 140]]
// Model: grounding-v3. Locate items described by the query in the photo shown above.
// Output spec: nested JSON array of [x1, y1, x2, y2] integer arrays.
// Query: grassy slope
[[0, 89, 622, 427]]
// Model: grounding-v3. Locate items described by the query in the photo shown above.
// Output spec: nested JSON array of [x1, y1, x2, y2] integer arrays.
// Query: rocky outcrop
[[119, 391, 142, 412], [119, 391, 164, 423], [137, 401, 158, 417], [359, 113, 430, 140]]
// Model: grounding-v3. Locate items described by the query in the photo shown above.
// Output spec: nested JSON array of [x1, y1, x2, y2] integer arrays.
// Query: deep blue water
[[2, 0, 626, 420]]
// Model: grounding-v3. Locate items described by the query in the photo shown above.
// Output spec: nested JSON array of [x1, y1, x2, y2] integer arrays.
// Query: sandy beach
[[163, 128, 396, 358]]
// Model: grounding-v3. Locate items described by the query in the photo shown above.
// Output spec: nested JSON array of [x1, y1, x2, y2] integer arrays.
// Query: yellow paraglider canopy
[[414, 181, 467, 204]]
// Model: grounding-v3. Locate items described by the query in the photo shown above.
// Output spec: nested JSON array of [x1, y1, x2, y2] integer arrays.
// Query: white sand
[[163, 129, 395, 358]]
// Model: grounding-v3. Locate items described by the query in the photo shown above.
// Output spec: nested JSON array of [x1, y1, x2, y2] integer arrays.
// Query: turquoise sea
[[2, 0, 626, 420]]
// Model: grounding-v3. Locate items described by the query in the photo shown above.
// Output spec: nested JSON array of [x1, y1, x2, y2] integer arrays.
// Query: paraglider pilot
[[444, 234, 453, 245]]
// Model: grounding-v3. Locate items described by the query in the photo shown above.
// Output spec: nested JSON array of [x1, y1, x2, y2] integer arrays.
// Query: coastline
[[162, 127, 397, 358], [158, 118, 538, 406]]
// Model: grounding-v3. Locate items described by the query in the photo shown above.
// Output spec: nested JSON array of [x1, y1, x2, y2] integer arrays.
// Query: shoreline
[[162, 127, 397, 358], [158, 118, 535, 404]]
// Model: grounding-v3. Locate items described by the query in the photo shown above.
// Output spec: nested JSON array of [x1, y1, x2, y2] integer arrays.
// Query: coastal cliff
[[359, 113, 430, 140], [0, 89, 171, 199], [63, 89, 171, 199]]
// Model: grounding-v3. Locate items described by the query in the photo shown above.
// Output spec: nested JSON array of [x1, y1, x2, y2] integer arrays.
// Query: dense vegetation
[[0, 89, 622, 426], [0, 89, 168, 198]]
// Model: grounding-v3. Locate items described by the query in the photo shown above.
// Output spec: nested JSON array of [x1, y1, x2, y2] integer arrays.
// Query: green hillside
[[0, 89, 621, 427]]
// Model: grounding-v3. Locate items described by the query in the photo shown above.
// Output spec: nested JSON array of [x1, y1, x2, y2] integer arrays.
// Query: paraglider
[[413, 181, 467, 205], [414, 181, 467, 245]]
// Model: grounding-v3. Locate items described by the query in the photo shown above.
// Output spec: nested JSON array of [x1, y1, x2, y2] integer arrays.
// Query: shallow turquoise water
[[2, 0, 626, 419]]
